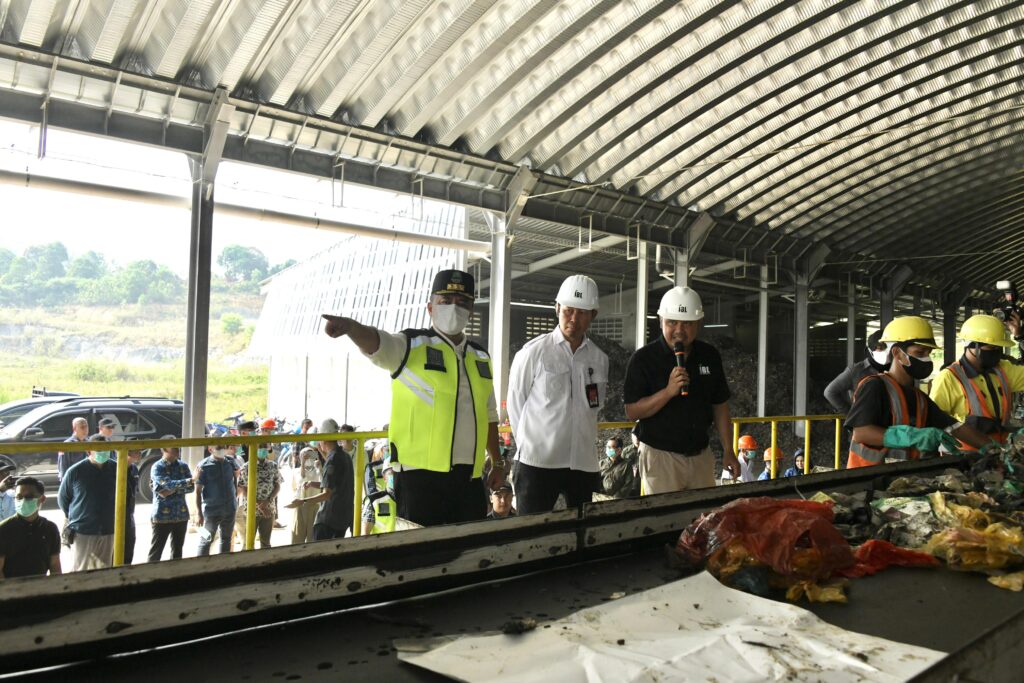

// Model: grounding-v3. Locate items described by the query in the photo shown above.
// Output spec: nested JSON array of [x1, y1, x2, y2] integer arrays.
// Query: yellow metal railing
[[2, 417, 843, 567], [731, 414, 844, 479], [0, 431, 386, 566]]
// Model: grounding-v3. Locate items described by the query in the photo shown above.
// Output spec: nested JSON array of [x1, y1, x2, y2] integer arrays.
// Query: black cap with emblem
[[431, 269, 475, 299]]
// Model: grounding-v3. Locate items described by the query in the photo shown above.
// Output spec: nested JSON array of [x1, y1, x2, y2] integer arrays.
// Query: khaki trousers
[[638, 443, 715, 495], [291, 500, 318, 544]]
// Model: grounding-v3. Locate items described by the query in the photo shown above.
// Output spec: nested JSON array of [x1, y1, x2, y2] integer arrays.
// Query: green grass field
[[0, 298, 268, 424]]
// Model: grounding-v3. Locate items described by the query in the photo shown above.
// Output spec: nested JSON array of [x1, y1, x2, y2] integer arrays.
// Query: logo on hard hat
[[678, 305, 687, 313], [574, 290, 582, 298]]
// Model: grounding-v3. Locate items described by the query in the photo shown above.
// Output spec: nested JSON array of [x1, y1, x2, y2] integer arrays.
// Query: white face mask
[[871, 349, 890, 366], [431, 304, 471, 336]]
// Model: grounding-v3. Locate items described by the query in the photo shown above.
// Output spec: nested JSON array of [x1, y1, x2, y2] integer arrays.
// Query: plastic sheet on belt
[[398, 572, 944, 682]]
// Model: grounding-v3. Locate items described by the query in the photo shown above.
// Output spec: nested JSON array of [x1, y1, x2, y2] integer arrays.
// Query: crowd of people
[[3, 265, 1022, 579]]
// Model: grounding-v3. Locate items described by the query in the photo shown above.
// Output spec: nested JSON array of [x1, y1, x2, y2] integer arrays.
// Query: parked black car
[[0, 397, 183, 502], [0, 395, 78, 428]]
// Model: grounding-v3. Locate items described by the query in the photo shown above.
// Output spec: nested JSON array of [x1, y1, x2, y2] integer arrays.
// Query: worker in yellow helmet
[[929, 314, 1024, 449], [844, 316, 991, 468]]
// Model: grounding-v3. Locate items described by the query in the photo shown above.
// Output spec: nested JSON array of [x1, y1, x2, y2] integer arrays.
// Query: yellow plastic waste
[[929, 492, 991, 530], [925, 523, 1024, 572], [988, 572, 1024, 592], [786, 581, 848, 604]]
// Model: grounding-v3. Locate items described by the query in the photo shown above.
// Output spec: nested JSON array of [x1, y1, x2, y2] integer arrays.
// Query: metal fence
[[0, 417, 843, 567]]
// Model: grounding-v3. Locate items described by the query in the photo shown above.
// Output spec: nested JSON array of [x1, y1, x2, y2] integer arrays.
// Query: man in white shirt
[[322, 269, 504, 527], [506, 275, 609, 514]]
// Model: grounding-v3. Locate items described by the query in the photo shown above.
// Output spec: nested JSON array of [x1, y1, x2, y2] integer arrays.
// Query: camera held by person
[[993, 280, 1022, 323]]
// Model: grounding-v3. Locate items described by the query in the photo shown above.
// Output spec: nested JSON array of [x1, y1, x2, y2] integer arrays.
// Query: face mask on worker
[[257, 448, 269, 460], [974, 346, 1003, 371], [15, 497, 38, 517], [605, 447, 617, 458], [94, 451, 111, 464], [431, 304, 471, 336], [870, 349, 890, 368], [896, 346, 933, 380]]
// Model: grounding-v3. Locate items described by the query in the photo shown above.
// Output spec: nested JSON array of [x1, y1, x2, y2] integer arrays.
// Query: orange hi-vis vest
[[848, 374, 927, 468], [947, 361, 1012, 449]]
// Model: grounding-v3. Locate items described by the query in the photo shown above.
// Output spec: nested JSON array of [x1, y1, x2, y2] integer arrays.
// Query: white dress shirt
[[366, 328, 498, 467], [507, 327, 609, 472]]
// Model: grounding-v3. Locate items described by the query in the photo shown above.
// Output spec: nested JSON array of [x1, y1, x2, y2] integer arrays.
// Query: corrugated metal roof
[[0, 0, 1021, 297]]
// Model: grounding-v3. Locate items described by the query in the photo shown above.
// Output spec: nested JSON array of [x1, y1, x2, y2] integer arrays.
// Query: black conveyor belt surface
[[20, 545, 1024, 682]]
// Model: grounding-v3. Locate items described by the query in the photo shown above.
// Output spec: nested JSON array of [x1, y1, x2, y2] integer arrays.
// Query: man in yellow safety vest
[[322, 269, 504, 527], [930, 314, 1024, 449]]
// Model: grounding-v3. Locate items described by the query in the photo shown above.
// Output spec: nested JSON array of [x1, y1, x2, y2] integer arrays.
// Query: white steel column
[[635, 241, 649, 349], [757, 265, 769, 417], [183, 90, 232, 468], [487, 213, 512, 418]]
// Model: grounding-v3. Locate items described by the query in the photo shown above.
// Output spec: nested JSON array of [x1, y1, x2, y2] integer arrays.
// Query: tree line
[[0, 242, 296, 307]]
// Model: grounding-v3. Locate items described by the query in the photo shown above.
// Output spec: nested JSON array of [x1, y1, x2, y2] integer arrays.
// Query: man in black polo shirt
[[623, 286, 739, 494], [0, 477, 62, 579]]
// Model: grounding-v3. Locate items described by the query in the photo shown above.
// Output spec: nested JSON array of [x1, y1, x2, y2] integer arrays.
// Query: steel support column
[[635, 241, 649, 349], [793, 275, 809, 437], [183, 161, 214, 468], [487, 214, 512, 418], [942, 285, 973, 367], [878, 265, 913, 330], [674, 248, 689, 288], [757, 265, 769, 417], [846, 284, 857, 366], [183, 90, 232, 468]]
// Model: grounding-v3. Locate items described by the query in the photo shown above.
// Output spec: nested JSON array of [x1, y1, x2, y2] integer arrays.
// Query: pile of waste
[[675, 431, 1024, 601]]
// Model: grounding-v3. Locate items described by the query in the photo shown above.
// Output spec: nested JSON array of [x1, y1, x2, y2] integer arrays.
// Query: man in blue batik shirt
[[195, 441, 239, 556], [149, 438, 194, 561]]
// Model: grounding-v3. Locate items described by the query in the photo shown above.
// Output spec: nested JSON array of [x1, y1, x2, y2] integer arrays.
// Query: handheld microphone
[[673, 342, 689, 396]]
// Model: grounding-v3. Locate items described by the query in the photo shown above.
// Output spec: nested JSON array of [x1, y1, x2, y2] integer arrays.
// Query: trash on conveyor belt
[[672, 497, 938, 603], [679, 429, 1024, 597]]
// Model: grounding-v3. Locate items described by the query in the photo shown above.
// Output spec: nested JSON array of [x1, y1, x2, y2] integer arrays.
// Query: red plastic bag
[[839, 539, 940, 578], [676, 497, 855, 582]]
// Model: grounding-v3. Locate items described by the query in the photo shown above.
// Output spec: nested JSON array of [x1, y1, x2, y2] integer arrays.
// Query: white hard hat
[[555, 275, 599, 311], [658, 286, 704, 321]]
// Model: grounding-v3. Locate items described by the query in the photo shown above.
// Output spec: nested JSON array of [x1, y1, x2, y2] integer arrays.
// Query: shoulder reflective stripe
[[396, 373, 435, 407], [409, 335, 443, 350], [878, 375, 908, 424], [850, 441, 885, 463], [950, 363, 988, 418]]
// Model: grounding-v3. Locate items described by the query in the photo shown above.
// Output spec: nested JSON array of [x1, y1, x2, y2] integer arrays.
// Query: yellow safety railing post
[[732, 421, 739, 457], [770, 420, 778, 479], [112, 445, 129, 567], [245, 446, 258, 551], [804, 419, 811, 474], [353, 437, 364, 538], [834, 418, 842, 470]]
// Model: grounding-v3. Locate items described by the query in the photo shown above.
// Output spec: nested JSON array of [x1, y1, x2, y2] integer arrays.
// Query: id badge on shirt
[[585, 382, 600, 408]]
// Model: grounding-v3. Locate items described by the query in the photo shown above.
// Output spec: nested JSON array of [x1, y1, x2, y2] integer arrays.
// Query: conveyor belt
[[15, 546, 1024, 682], [4, 456, 1024, 681]]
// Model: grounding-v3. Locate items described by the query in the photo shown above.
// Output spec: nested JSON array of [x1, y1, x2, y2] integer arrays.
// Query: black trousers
[[512, 461, 600, 515], [312, 523, 348, 541], [123, 521, 136, 565], [149, 521, 188, 561], [394, 465, 487, 527]]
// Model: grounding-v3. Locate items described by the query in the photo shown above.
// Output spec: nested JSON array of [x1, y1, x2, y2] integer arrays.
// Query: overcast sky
[[0, 119, 420, 277]]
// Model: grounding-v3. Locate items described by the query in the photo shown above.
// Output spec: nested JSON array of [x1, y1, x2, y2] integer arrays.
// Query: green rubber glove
[[882, 425, 947, 452]]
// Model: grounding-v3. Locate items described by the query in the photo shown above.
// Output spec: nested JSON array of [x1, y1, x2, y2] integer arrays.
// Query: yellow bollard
[[770, 420, 778, 479], [834, 418, 842, 469], [732, 421, 740, 458], [804, 419, 811, 474], [112, 445, 129, 567], [353, 438, 364, 538], [245, 442, 258, 551]]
